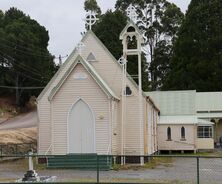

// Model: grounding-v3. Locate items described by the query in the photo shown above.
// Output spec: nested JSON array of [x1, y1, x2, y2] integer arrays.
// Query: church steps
[[47, 154, 112, 170]]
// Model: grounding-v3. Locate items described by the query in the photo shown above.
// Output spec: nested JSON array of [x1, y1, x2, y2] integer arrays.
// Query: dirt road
[[0, 111, 37, 130]]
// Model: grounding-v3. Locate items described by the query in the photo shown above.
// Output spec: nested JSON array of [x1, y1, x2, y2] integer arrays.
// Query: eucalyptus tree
[[163, 0, 222, 91], [84, 0, 101, 15], [115, 0, 184, 90]]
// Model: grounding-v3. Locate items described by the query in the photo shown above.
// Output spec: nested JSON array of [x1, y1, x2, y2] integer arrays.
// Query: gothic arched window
[[127, 35, 137, 49], [125, 86, 132, 96], [167, 127, 172, 141], [181, 126, 186, 140]]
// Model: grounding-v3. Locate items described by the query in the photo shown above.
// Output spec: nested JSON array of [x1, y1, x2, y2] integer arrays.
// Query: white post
[[138, 53, 144, 165], [123, 58, 127, 165], [28, 150, 33, 171], [120, 56, 127, 165], [121, 59, 125, 165]]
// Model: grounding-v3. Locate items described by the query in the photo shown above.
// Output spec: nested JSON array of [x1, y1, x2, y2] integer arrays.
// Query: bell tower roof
[[119, 20, 144, 44]]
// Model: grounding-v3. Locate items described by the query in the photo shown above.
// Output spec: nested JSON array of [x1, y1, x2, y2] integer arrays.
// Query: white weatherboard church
[[37, 15, 159, 163], [37, 9, 222, 163]]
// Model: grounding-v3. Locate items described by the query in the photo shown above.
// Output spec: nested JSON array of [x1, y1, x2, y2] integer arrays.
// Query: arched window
[[167, 127, 171, 141], [181, 126, 185, 140], [124, 86, 132, 96], [127, 35, 137, 49], [127, 26, 135, 32]]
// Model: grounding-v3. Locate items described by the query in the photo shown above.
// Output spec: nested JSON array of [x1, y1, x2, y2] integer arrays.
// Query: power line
[[0, 37, 50, 56], [0, 85, 44, 89], [17, 71, 45, 83], [0, 42, 52, 58], [0, 50, 43, 74], [0, 55, 43, 78], [0, 53, 46, 83]]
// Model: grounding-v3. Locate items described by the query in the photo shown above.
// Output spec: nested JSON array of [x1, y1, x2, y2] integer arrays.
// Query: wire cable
[[0, 85, 44, 89], [0, 37, 50, 56], [0, 50, 44, 74], [0, 55, 43, 78], [0, 42, 52, 58]]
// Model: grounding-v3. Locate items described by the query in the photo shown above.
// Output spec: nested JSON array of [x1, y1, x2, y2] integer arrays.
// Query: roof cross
[[84, 11, 99, 30]]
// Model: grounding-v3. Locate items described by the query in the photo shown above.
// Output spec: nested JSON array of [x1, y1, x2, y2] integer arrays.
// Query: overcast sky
[[1, 0, 191, 63]]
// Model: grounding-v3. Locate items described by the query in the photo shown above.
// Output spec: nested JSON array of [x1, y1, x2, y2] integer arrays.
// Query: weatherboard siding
[[82, 33, 148, 155], [37, 101, 51, 154], [52, 64, 110, 154], [158, 124, 196, 150], [111, 100, 119, 155], [37, 52, 80, 154], [146, 99, 159, 155]]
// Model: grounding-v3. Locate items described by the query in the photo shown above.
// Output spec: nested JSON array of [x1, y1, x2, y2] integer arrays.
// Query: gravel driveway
[[1, 157, 222, 183]]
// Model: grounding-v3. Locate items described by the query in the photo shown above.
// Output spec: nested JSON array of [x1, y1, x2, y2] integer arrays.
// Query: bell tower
[[119, 7, 145, 165]]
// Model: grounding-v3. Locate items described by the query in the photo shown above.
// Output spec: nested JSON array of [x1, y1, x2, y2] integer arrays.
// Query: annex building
[[147, 91, 222, 152]]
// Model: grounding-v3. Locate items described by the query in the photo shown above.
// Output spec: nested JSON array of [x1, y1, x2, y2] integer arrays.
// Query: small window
[[181, 127, 186, 140], [127, 26, 135, 32], [167, 127, 172, 141], [86, 53, 96, 62], [124, 86, 132, 96], [197, 126, 212, 138]]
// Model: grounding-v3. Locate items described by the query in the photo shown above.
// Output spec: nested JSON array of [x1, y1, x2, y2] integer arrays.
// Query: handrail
[[44, 144, 52, 155], [106, 144, 110, 155]]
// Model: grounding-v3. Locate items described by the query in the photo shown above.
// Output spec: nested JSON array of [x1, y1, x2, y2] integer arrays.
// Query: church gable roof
[[37, 30, 143, 101], [48, 55, 119, 101], [119, 20, 144, 41], [84, 31, 144, 92]]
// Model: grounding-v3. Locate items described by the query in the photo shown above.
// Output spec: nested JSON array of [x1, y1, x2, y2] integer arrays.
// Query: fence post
[[197, 157, 200, 184], [0, 145, 2, 157], [97, 154, 99, 183], [15, 144, 18, 155]]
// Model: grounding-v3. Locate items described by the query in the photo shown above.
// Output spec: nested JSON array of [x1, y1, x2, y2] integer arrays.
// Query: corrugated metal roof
[[198, 118, 214, 125], [159, 115, 197, 124], [196, 92, 222, 112], [145, 91, 196, 116], [159, 116, 214, 125]]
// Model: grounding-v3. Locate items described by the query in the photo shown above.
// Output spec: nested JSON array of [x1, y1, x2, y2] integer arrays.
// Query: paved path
[[0, 111, 37, 130]]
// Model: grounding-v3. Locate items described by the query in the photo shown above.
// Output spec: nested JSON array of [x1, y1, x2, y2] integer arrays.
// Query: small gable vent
[[87, 53, 96, 62]]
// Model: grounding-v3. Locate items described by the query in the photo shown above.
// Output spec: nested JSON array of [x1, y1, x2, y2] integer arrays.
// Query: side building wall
[[158, 124, 196, 151]]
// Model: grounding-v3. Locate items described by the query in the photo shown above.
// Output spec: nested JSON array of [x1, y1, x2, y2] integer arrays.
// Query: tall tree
[[83, 0, 101, 31], [115, 0, 184, 90], [93, 10, 150, 91], [163, 0, 222, 91], [0, 8, 56, 106], [84, 0, 101, 15]]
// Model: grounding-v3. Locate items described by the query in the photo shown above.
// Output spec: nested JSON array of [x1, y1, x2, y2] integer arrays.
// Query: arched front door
[[68, 99, 95, 153]]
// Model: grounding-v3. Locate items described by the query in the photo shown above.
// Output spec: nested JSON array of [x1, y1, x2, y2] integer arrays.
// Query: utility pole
[[55, 55, 68, 66]]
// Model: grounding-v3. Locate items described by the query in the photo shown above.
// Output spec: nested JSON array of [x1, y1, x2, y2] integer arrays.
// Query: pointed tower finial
[[126, 4, 138, 22]]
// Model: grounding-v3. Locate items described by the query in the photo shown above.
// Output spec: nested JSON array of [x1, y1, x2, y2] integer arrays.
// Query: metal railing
[[0, 142, 36, 156], [0, 154, 221, 184]]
